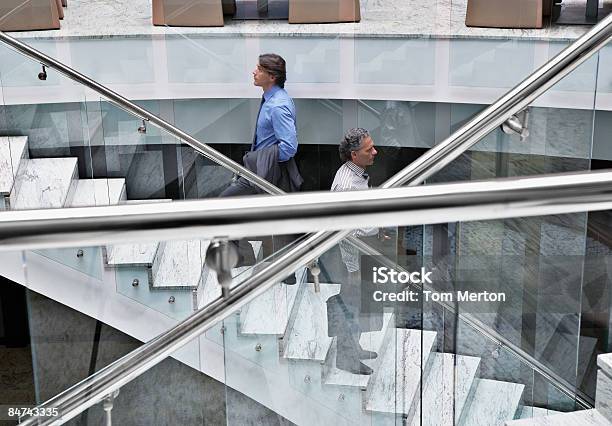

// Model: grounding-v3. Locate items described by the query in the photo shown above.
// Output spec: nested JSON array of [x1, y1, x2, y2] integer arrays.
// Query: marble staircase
[[504, 353, 612, 425], [1, 135, 600, 425], [218, 277, 529, 425]]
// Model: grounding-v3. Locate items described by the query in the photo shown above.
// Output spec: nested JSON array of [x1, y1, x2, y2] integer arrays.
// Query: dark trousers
[[219, 164, 296, 262], [327, 236, 386, 362]]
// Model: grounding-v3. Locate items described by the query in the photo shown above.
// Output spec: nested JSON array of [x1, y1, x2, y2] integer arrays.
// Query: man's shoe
[[335, 360, 373, 375], [359, 349, 378, 360], [235, 240, 256, 267]]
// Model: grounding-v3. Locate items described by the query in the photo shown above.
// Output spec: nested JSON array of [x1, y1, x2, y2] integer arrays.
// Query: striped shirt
[[331, 161, 377, 272]]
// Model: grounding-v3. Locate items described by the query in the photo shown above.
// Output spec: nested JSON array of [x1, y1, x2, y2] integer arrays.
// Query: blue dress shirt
[[253, 85, 298, 162]]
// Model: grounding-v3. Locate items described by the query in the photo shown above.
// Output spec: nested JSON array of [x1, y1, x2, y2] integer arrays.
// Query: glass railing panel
[[203, 234, 312, 351], [17, 241, 208, 420], [434, 44, 600, 184], [172, 95, 351, 195], [15, 213, 603, 425], [217, 230, 595, 425], [579, 231, 612, 397], [26, 334, 209, 426], [453, 316, 539, 423], [201, 234, 367, 425], [407, 222, 603, 411], [96, 98, 181, 199], [158, 28, 351, 195], [14, 257, 131, 421], [0, 41, 92, 160], [213, 227, 405, 426], [454, 316, 590, 421], [0, 41, 115, 281], [172, 97, 249, 199], [427, 225, 595, 400], [404, 44, 603, 405], [90, 97, 236, 321]]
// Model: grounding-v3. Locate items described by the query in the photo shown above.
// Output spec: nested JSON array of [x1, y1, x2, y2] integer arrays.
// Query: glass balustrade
[[13, 213, 603, 425], [1, 1, 612, 424], [415, 44, 603, 407]]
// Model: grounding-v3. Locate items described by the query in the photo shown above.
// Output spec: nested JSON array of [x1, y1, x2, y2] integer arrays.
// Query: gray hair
[[339, 128, 370, 162]]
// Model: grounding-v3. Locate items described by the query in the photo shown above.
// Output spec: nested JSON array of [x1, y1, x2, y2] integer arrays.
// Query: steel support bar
[[2, 170, 612, 251]]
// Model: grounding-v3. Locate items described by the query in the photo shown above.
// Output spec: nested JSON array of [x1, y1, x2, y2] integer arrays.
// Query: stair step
[[9, 158, 78, 210], [282, 283, 342, 361], [322, 312, 393, 389], [365, 328, 437, 415], [409, 353, 480, 426], [238, 266, 306, 335], [106, 242, 160, 267], [506, 409, 611, 425], [114, 267, 194, 321], [519, 407, 562, 419], [150, 239, 209, 289], [600, 353, 612, 378], [69, 179, 126, 207], [105, 199, 171, 267], [459, 378, 524, 426], [0, 136, 28, 196]]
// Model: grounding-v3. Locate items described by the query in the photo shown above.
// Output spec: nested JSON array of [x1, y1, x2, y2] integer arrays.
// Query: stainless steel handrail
[[16, 10, 612, 422], [0, 32, 279, 196], [2, 169, 612, 251]]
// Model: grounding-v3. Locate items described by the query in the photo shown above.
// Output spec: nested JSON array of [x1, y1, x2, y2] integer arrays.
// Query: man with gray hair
[[332, 127, 378, 271], [327, 128, 381, 375]]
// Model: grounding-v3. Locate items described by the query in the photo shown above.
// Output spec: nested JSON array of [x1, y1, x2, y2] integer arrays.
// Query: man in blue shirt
[[251, 54, 298, 163], [220, 54, 302, 277], [220, 53, 299, 197]]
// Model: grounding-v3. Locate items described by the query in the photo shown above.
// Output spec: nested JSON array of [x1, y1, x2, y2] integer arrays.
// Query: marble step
[[322, 312, 393, 389], [32, 179, 128, 279], [599, 353, 612, 378], [0, 136, 28, 197], [408, 353, 481, 426], [365, 328, 437, 415], [68, 179, 126, 207], [238, 266, 306, 336], [459, 378, 524, 426], [8, 158, 78, 210], [282, 283, 342, 361], [105, 199, 171, 268], [505, 409, 612, 426], [150, 239, 210, 289], [519, 407, 562, 419]]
